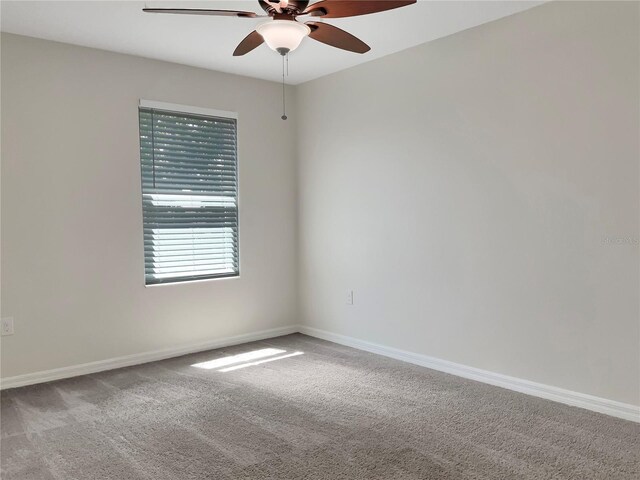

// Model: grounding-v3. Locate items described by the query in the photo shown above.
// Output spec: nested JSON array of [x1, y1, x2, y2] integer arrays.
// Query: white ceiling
[[1, 1, 544, 84]]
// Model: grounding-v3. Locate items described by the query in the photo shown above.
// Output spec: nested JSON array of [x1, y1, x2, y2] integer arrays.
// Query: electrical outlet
[[1, 317, 14, 336], [346, 290, 354, 305]]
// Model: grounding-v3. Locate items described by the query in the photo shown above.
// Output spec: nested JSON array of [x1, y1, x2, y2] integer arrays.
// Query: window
[[138, 101, 239, 285]]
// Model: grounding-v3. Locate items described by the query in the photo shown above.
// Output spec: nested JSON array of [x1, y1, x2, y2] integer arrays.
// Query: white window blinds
[[138, 104, 239, 285]]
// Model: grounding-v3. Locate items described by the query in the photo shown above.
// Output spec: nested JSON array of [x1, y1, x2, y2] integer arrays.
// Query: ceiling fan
[[143, 1, 417, 57]]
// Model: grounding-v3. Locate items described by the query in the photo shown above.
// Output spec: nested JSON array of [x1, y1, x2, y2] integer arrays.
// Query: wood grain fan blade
[[233, 30, 265, 56], [303, 1, 416, 18], [142, 8, 263, 18], [306, 22, 370, 53]]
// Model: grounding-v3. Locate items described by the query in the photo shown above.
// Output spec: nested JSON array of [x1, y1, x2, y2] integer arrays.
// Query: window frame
[[138, 99, 240, 287]]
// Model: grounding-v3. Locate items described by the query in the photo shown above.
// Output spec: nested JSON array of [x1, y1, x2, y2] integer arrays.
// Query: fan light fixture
[[256, 20, 311, 55], [143, 1, 417, 120]]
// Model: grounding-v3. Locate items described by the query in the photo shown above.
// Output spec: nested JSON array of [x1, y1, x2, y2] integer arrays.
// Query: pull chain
[[281, 53, 287, 120]]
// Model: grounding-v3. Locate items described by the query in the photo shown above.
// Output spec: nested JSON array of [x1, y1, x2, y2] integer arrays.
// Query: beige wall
[[296, 1, 640, 405], [1, 33, 298, 378], [2, 1, 639, 407]]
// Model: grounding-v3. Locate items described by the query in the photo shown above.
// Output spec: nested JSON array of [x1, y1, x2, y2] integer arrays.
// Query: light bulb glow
[[256, 20, 311, 53]]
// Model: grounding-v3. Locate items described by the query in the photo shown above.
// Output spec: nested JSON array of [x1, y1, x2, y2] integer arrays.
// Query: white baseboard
[[3, 323, 638, 423], [298, 325, 640, 423], [0, 325, 298, 390]]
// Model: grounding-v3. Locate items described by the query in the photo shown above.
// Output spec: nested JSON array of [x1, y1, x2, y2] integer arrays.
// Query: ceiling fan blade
[[303, 1, 416, 18], [306, 22, 370, 53], [233, 30, 265, 56], [142, 8, 263, 18]]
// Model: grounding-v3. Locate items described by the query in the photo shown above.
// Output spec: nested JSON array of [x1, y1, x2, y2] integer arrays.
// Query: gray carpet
[[1, 334, 638, 480]]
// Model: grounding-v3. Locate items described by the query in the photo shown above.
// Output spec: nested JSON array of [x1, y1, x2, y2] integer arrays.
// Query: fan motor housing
[[259, 1, 310, 15]]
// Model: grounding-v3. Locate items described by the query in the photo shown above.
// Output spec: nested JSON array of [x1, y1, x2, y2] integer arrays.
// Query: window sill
[[144, 273, 240, 288]]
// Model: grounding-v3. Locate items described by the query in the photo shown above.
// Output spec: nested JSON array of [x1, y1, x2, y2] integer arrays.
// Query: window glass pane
[[139, 107, 239, 285]]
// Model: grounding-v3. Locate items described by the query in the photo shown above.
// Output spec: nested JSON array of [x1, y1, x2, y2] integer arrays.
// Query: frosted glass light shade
[[256, 20, 311, 54]]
